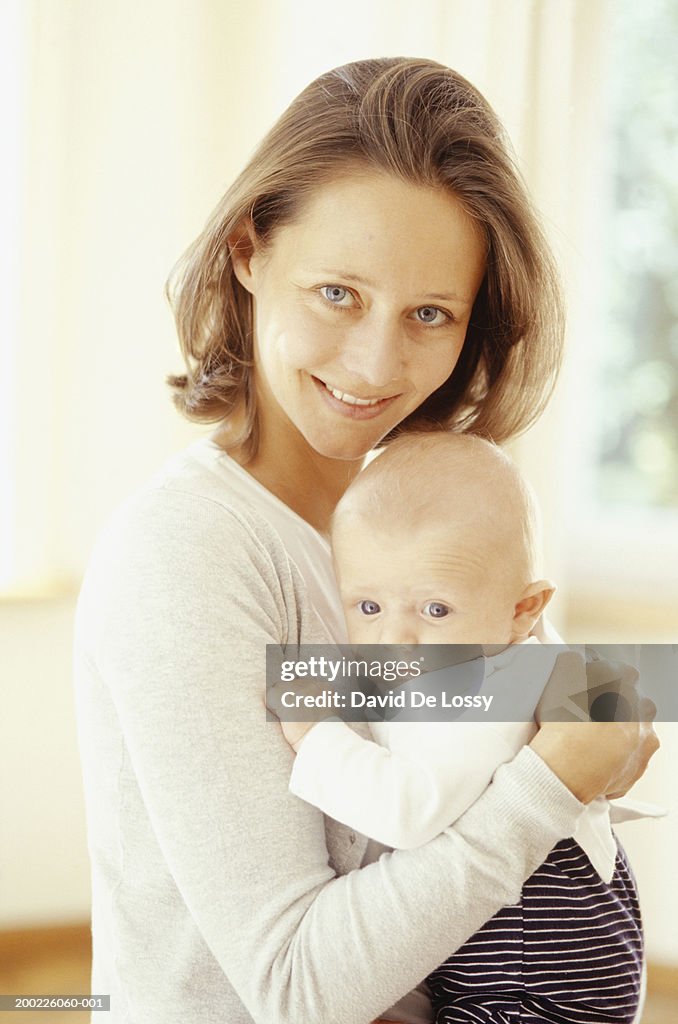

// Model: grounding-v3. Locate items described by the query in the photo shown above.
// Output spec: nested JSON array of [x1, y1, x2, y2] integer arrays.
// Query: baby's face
[[332, 517, 524, 647]]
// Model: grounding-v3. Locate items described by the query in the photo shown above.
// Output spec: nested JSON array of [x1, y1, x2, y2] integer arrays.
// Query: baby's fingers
[[266, 677, 335, 722]]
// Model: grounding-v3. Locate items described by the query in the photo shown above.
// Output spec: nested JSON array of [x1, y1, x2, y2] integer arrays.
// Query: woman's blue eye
[[321, 285, 352, 305], [359, 600, 381, 616], [423, 601, 450, 618], [415, 306, 447, 326]]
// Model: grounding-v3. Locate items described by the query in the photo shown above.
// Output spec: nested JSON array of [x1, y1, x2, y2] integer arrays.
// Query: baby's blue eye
[[321, 285, 352, 305], [415, 306, 448, 326], [359, 600, 381, 616], [423, 601, 450, 618]]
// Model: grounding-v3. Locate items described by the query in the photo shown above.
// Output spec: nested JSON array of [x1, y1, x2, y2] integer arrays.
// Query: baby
[[278, 433, 644, 1024]]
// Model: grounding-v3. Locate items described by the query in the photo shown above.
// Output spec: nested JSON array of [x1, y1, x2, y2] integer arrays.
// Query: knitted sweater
[[73, 437, 584, 1024]]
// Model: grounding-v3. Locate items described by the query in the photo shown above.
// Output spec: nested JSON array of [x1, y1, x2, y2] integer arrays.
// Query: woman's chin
[[301, 422, 392, 463], [308, 438, 376, 463]]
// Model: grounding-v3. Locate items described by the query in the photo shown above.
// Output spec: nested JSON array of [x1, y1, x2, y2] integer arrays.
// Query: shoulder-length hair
[[166, 57, 564, 458]]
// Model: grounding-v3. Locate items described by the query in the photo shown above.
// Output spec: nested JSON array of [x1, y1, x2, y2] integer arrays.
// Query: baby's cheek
[[348, 622, 372, 644]]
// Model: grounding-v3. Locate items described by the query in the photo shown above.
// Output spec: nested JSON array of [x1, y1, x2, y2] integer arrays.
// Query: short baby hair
[[332, 432, 542, 583]]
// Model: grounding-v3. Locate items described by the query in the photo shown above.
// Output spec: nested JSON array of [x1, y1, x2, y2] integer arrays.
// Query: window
[[564, 0, 678, 605], [594, 0, 678, 511]]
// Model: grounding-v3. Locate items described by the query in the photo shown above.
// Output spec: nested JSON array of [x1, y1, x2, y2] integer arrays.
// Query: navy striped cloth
[[427, 837, 643, 1024]]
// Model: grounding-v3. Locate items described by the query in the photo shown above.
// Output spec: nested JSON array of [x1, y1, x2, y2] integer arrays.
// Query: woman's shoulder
[[99, 438, 288, 564], [79, 439, 302, 624], [75, 438, 343, 656], [76, 440, 308, 656]]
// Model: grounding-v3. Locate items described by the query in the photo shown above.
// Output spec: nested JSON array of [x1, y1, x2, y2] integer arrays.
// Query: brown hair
[[166, 57, 564, 458]]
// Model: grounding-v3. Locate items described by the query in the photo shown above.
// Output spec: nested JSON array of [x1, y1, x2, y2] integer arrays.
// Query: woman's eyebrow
[[307, 268, 473, 305]]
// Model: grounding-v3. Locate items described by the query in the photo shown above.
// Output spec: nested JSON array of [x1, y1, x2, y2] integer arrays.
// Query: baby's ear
[[512, 580, 556, 639]]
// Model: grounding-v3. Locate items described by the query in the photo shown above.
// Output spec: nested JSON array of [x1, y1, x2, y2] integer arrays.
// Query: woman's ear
[[512, 580, 556, 640], [228, 219, 259, 293]]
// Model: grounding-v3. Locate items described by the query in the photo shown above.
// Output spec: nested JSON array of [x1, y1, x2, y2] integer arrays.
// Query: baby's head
[[331, 432, 554, 647]]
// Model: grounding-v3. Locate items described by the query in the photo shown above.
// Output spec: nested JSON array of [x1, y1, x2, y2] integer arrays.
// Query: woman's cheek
[[285, 315, 340, 369], [416, 342, 463, 395]]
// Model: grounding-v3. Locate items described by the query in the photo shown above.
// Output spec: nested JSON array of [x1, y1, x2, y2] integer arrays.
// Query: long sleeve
[[290, 718, 535, 848], [75, 484, 584, 1024]]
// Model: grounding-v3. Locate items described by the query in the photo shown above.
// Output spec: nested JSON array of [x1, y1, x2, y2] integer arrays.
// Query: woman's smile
[[312, 375, 401, 419]]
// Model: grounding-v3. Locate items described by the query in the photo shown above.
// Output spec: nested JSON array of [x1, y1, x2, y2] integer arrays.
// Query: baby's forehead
[[332, 435, 540, 584], [335, 490, 537, 582], [333, 509, 513, 567]]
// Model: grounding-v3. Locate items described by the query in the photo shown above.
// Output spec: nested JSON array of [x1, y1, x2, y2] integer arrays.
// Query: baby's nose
[[377, 618, 419, 647]]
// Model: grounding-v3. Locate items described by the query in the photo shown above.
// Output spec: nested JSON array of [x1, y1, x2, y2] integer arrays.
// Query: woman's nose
[[340, 314, 404, 389]]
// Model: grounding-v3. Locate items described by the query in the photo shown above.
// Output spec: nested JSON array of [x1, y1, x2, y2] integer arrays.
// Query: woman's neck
[[211, 421, 363, 535], [249, 449, 361, 535]]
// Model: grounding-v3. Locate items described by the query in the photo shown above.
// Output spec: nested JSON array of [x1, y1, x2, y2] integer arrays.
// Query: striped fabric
[[427, 837, 643, 1024]]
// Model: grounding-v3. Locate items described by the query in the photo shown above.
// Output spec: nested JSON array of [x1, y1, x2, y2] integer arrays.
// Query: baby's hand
[[282, 719, 316, 752], [265, 677, 335, 753]]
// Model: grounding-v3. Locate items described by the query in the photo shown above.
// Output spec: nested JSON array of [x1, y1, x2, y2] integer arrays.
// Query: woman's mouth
[[312, 376, 400, 419], [324, 384, 381, 406]]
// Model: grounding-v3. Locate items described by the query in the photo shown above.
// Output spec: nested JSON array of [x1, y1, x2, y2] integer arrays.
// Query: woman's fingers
[[638, 695, 657, 722], [530, 717, 660, 805], [606, 720, 660, 799], [532, 651, 662, 803]]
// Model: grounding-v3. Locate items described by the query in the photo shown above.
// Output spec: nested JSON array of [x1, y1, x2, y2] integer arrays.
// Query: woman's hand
[[531, 649, 659, 803], [530, 698, 659, 804]]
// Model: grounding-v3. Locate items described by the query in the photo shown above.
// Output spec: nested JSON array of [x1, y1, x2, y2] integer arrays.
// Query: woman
[[74, 57, 658, 1024]]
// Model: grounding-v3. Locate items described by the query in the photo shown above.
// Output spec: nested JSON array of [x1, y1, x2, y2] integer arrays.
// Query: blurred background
[[1, 0, 676, 1020]]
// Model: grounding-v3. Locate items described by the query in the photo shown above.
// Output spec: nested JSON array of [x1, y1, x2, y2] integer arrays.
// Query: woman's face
[[232, 169, 487, 464]]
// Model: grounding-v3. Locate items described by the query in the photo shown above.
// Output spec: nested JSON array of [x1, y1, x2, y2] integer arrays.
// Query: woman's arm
[[285, 644, 561, 849], [289, 644, 656, 856], [75, 487, 654, 1024], [290, 718, 533, 848]]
